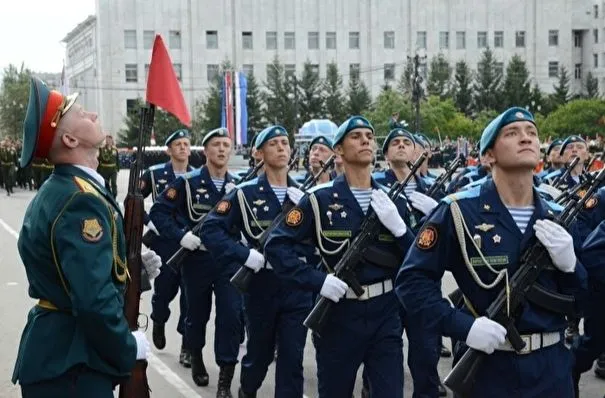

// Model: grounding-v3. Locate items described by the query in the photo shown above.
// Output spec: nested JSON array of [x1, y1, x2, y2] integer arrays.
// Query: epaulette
[[237, 177, 259, 189], [184, 168, 201, 179], [307, 180, 334, 194], [544, 199, 564, 212], [72, 176, 102, 197], [442, 185, 481, 204], [149, 164, 164, 171], [372, 171, 386, 179]]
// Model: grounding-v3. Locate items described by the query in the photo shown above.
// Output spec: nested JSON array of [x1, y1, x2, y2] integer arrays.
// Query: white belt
[[345, 279, 393, 301], [496, 331, 561, 354]]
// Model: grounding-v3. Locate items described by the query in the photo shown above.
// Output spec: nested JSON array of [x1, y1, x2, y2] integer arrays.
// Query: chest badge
[[492, 234, 502, 244], [204, 194, 210, 199], [286, 208, 303, 227], [165, 188, 177, 201], [253, 199, 266, 206], [263, 205, 269, 212], [197, 188, 207, 195], [483, 204, 491, 211], [326, 210, 333, 225], [475, 223, 495, 232], [329, 203, 343, 211], [340, 211, 347, 219], [158, 179, 167, 184]]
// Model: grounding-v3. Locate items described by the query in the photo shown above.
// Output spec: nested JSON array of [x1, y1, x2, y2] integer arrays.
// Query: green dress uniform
[[40, 158, 54, 187], [97, 145, 119, 198], [0, 146, 16, 195]]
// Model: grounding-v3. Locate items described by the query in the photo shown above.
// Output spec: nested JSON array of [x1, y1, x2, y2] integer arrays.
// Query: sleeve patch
[[286, 207, 303, 227], [165, 188, 177, 201], [82, 218, 104, 242], [216, 200, 231, 214], [139, 179, 146, 190], [416, 224, 438, 250], [585, 196, 598, 209]]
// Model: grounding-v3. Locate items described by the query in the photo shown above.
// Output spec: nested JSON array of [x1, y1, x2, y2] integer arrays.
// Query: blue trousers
[[313, 291, 404, 398], [182, 253, 242, 365], [21, 366, 113, 398], [240, 269, 312, 397]]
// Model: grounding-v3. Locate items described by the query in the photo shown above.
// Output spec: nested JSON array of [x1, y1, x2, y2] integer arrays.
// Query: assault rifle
[[230, 155, 336, 293], [444, 166, 605, 397], [303, 152, 427, 335], [426, 157, 464, 199], [552, 157, 580, 189]]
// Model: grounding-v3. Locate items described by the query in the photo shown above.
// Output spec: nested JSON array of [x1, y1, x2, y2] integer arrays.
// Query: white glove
[[132, 330, 150, 360], [409, 191, 439, 216], [225, 182, 236, 194], [244, 249, 265, 273], [465, 317, 507, 354], [180, 231, 201, 251], [141, 249, 162, 280], [319, 274, 349, 303], [147, 220, 159, 235], [287, 187, 304, 205], [533, 219, 576, 273], [370, 189, 407, 237]]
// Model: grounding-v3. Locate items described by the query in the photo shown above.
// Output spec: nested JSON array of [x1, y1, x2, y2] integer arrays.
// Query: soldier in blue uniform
[[12, 77, 161, 397], [536, 139, 564, 180], [396, 107, 587, 398], [446, 157, 491, 194], [542, 135, 589, 191], [150, 128, 241, 396], [265, 116, 416, 398], [413, 133, 439, 183], [142, 129, 196, 367], [296, 135, 335, 184], [201, 126, 308, 398]]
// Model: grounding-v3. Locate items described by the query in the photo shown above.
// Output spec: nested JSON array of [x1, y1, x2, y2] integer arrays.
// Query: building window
[[266, 31, 277, 49], [417, 31, 427, 49], [207, 64, 219, 83], [384, 31, 395, 49], [242, 31, 253, 49], [515, 31, 526, 47], [595, 54, 599, 68], [284, 64, 296, 77], [206, 30, 218, 49], [439, 32, 449, 49], [494, 62, 504, 76], [548, 62, 559, 78], [456, 31, 466, 49], [285, 32, 296, 49], [384, 63, 395, 80], [242, 64, 254, 77], [126, 99, 138, 114], [574, 31, 582, 47], [575, 64, 583, 80], [477, 31, 487, 48], [349, 63, 360, 79], [124, 30, 137, 49], [169, 30, 181, 49], [594, 28, 599, 44], [145, 64, 150, 81], [494, 31, 504, 48], [308, 32, 319, 49], [326, 32, 336, 49], [349, 32, 360, 49], [173, 63, 182, 81], [125, 64, 138, 82], [595, 4, 599, 18], [143, 30, 154, 49], [549, 30, 559, 46], [310, 64, 320, 76]]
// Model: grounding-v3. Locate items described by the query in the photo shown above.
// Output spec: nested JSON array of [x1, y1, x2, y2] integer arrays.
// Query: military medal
[[264, 206, 269, 212], [341, 211, 347, 218], [326, 210, 333, 225], [473, 234, 481, 249], [474, 223, 495, 232], [492, 234, 501, 244]]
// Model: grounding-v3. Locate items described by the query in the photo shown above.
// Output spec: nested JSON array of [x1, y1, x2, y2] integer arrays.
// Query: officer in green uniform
[[12, 77, 162, 398], [31, 157, 43, 189], [39, 157, 54, 186], [97, 134, 120, 198], [0, 138, 16, 195]]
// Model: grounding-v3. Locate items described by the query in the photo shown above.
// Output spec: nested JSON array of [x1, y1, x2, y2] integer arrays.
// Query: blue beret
[[480, 107, 535, 156], [202, 127, 230, 146], [413, 133, 431, 149], [559, 135, 586, 155], [165, 129, 191, 146], [546, 139, 563, 156], [255, 125, 288, 149], [382, 128, 415, 154], [333, 116, 374, 147], [21, 77, 79, 168], [310, 135, 333, 150]]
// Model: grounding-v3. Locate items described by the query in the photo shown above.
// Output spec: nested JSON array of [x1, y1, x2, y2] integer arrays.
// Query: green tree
[[322, 62, 347, 124], [502, 55, 531, 108], [541, 99, 605, 137], [298, 61, 324, 122], [0, 63, 31, 138], [118, 99, 187, 146], [452, 60, 473, 116], [263, 56, 296, 137], [473, 48, 502, 112], [528, 83, 545, 114], [245, 73, 264, 134], [366, 89, 411, 141], [552, 66, 571, 107], [427, 54, 452, 99], [397, 60, 415, 96], [585, 71, 600, 99], [191, 73, 222, 143], [346, 74, 372, 117]]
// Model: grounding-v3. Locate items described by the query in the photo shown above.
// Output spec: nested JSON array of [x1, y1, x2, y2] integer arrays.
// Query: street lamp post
[[408, 53, 426, 133]]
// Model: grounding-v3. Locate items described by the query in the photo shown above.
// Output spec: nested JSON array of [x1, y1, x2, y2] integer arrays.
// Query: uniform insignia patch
[[328, 203, 343, 211], [216, 200, 231, 214], [492, 234, 502, 244], [253, 199, 266, 206], [166, 188, 177, 200], [197, 188, 207, 194], [585, 196, 598, 209], [417, 225, 438, 250], [577, 189, 587, 198], [474, 223, 495, 232], [158, 179, 167, 184], [286, 208, 303, 227], [82, 218, 103, 242], [515, 111, 525, 119]]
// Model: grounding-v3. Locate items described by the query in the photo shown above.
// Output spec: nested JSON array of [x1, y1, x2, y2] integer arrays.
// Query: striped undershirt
[[174, 171, 187, 178], [403, 181, 417, 197], [271, 185, 288, 205], [211, 177, 224, 192], [351, 187, 373, 214], [506, 206, 534, 234]]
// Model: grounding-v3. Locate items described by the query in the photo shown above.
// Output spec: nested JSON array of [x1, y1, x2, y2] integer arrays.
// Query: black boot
[[179, 345, 191, 368], [595, 353, 605, 379], [237, 387, 256, 398], [216, 364, 235, 398], [191, 349, 209, 386], [152, 321, 166, 350]]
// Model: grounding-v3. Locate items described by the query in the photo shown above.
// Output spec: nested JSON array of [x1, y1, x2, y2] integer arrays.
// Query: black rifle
[[426, 156, 464, 199], [164, 160, 264, 271], [555, 171, 594, 205], [552, 157, 580, 189], [444, 167, 605, 397], [230, 155, 336, 293], [303, 152, 428, 336]]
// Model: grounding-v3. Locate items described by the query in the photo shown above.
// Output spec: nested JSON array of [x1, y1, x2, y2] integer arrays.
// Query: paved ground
[[0, 156, 602, 397]]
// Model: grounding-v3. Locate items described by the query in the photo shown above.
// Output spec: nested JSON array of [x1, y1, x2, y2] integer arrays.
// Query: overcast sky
[[0, 0, 95, 73]]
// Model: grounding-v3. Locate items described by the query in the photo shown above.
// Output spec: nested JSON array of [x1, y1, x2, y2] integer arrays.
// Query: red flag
[[146, 35, 191, 127]]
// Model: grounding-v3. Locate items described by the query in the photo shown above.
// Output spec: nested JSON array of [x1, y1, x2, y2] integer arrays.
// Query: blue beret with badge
[[480, 107, 535, 155], [382, 128, 415, 154], [165, 129, 191, 146], [546, 139, 563, 156], [413, 133, 431, 149], [310, 135, 333, 150], [201, 127, 230, 146], [332, 116, 374, 148], [559, 135, 586, 155], [255, 125, 288, 149]]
